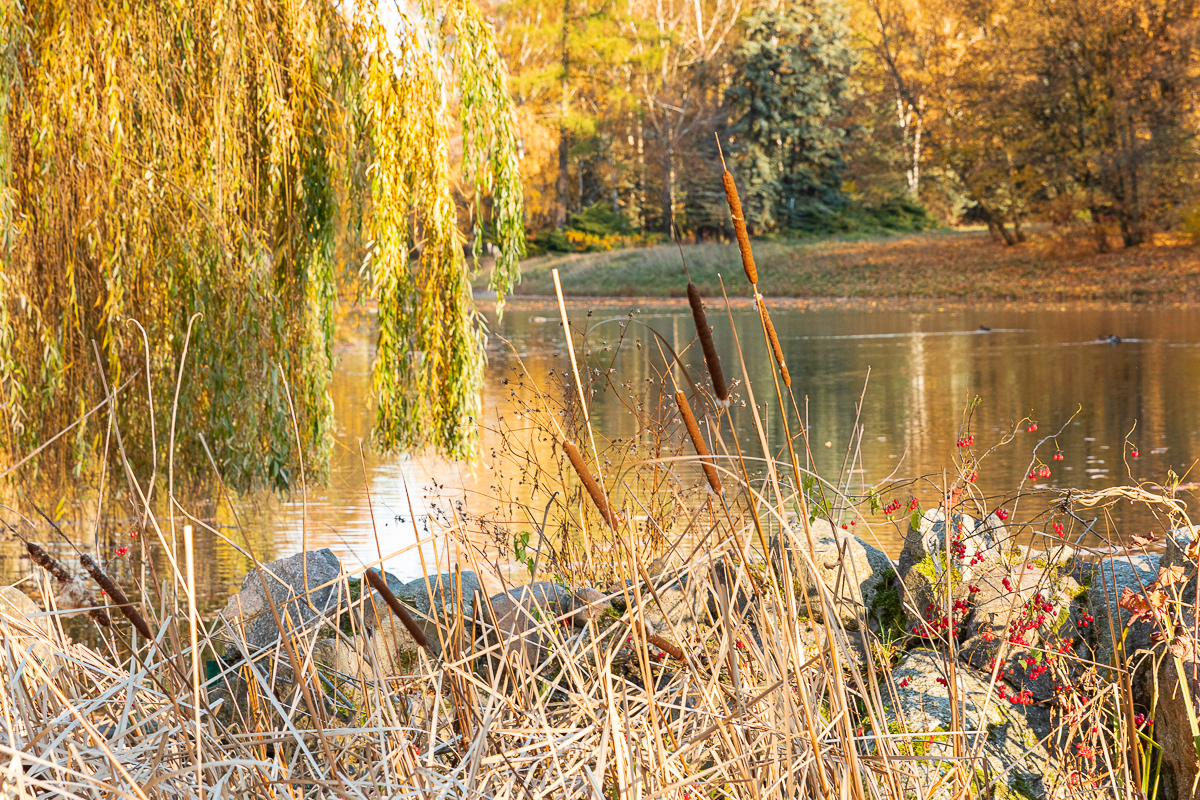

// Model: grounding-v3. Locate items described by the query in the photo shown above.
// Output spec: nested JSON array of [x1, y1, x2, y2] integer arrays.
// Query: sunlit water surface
[[10, 297, 1200, 612]]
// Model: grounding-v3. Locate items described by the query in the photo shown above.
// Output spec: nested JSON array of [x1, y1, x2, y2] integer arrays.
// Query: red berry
[[1131, 450, 1139, 458]]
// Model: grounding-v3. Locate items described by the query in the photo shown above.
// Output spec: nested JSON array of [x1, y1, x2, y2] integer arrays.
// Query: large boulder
[[1085, 553, 1160, 665], [888, 649, 1052, 799], [371, 570, 483, 658], [478, 582, 610, 666], [959, 566, 1084, 701], [1157, 651, 1200, 799], [899, 509, 1003, 581], [221, 549, 344, 656], [774, 518, 891, 630]]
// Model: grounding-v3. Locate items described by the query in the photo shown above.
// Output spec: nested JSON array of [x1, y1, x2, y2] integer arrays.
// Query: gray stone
[[479, 582, 610, 666], [372, 570, 483, 657], [959, 567, 1083, 701], [774, 518, 891, 630], [887, 649, 1049, 799], [1086, 552, 1161, 664], [640, 582, 711, 645], [222, 549, 344, 655], [899, 509, 1003, 582], [0, 586, 54, 665], [900, 554, 968, 635], [1162, 525, 1200, 570], [1157, 649, 1200, 799]]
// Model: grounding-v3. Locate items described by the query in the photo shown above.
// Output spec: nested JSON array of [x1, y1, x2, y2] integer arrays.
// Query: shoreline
[[487, 229, 1200, 303]]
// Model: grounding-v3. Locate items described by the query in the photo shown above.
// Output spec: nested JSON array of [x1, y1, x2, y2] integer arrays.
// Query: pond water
[[10, 297, 1200, 612]]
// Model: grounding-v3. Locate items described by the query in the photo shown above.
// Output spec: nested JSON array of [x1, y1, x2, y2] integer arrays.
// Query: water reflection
[[7, 298, 1200, 611]]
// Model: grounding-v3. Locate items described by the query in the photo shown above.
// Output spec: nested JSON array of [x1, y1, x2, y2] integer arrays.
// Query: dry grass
[[506, 229, 1200, 301]]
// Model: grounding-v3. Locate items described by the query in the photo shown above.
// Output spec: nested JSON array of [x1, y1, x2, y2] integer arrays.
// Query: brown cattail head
[[562, 439, 621, 530], [80, 554, 153, 641], [675, 391, 722, 495], [364, 568, 433, 655], [722, 171, 758, 286], [26, 542, 111, 626], [758, 299, 791, 387], [686, 282, 729, 406]]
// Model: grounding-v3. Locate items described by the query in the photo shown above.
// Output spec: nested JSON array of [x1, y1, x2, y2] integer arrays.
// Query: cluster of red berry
[[1134, 713, 1152, 727], [956, 434, 976, 448], [1075, 743, 1095, 760], [966, 470, 978, 483], [114, 545, 130, 556], [1027, 465, 1051, 480], [1053, 522, 1065, 537], [1053, 452, 1064, 461], [995, 508, 1009, 521], [1076, 612, 1095, 629], [1025, 423, 1039, 432], [996, 684, 1035, 705]]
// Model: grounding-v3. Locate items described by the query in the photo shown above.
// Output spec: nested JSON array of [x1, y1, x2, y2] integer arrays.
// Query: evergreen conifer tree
[[728, 0, 857, 233]]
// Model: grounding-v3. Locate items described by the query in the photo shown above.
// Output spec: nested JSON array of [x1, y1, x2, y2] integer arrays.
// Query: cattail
[[25, 542, 111, 627], [687, 282, 729, 406], [722, 171, 758, 286], [675, 391, 722, 495], [364, 568, 433, 655], [759, 300, 791, 387], [80, 554, 153, 641], [644, 626, 686, 662], [562, 439, 621, 530]]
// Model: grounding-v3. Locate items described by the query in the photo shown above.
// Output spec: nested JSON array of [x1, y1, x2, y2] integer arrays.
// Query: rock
[[887, 649, 1051, 799], [959, 567, 1084, 701], [774, 518, 891, 630], [479, 582, 610, 666], [900, 552, 968, 634], [221, 549, 343, 655], [1085, 552, 1161, 664], [1157, 652, 1200, 799], [0, 586, 54, 665], [640, 582, 710, 645], [370, 570, 483, 657], [899, 509, 1002, 582], [1162, 525, 1200, 570], [314, 615, 416, 679]]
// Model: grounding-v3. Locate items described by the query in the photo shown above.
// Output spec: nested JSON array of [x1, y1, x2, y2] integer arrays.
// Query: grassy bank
[[504, 229, 1200, 300]]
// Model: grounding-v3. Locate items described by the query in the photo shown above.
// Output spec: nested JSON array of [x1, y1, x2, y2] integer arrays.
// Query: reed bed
[[1, 175, 1189, 800]]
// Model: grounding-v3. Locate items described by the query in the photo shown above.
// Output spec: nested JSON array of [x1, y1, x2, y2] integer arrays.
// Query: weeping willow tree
[[0, 0, 524, 490]]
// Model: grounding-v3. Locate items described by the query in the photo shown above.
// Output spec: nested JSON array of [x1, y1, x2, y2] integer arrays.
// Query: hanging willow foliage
[[0, 0, 525, 489]]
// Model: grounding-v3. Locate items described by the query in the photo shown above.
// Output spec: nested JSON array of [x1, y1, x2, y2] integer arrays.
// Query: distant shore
[[495, 229, 1200, 302]]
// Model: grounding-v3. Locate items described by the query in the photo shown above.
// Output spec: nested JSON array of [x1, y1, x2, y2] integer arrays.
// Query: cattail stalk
[[25, 542, 111, 627], [687, 282, 729, 406], [675, 391, 722, 495], [722, 171, 758, 286], [364, 568, 433, 655], [80, 554, 153, 641], [562, 439, 621, 530], [759, 300, 791, 387]]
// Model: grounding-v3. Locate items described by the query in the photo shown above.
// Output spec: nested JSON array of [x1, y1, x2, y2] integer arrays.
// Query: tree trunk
[[555, 0, 570, 227], [662, 143, 675, 237]]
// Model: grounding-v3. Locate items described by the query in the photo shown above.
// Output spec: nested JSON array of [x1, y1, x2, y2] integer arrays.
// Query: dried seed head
[[562, 440, 621, 530], [364, 568, 433, 655], [675, 391, 722, 495], [27, 542, 110, 626], [80, 554, 153, 640], [759, 300, 791, 387], [686, 282, 728, 406], [722, 171, 757, 285]]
